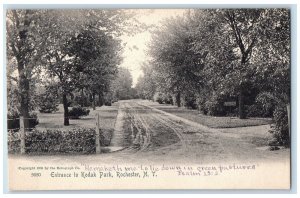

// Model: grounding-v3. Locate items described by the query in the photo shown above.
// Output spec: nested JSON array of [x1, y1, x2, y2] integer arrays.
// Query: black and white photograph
[[4, 6, 292, 190]]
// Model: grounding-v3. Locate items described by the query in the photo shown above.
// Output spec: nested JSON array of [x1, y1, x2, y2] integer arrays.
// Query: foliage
[[73, 93, 91, 107], [153, 92, 164, 104], [8, 128, 96, 154], [6, 10, 54, 128], [147, 16, 207, 107], [69, 106, 90, 119], [269, 106, 289, 147], [37, 84, 60, 113], [178, 91, 198, 109], [8, 127, 115, 154], [135, 62, 157, 100], [138, 8, 290, 146], [111, 67, 134, 100], [153, 92, 174, 105], [163, 93, 173, 104], [7, 10, 139, 126], [68, 28, 122, 110], [256, 92, 290, 146], [246, 92, 276, 117]]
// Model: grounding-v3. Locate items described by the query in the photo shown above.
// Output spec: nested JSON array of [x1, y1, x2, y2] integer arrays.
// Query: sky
[[119, 9, 186, 87]]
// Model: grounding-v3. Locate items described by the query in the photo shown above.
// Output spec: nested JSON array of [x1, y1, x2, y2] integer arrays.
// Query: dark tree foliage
[[139, 9, 290, 146]]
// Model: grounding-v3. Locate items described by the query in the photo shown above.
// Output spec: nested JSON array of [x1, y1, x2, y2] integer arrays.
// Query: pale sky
[[120, 9, 186, 87]]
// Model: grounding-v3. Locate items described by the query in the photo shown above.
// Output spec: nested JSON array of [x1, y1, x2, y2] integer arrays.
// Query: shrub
[[37, 85, 60, 113], [38, 94, 59, 113], [26, 128, 95, 154], [246, 93, 276, 117], [154, 92, 174, 104], [204, 97, 226, 116], [246, 103, 273, 118], [269, 105, 290, 147], [163, 94, 173, 104], [153, 92, 164, 104], [69, 106, 90, 119], [73, 94, 91, 107], [182, 93, 197, 109], [104, 101, 112, 106], [196, 95, 208, 114], [7, 112, 39, 131], [197, 91, 238, 116], [8, 128, 113, 154]]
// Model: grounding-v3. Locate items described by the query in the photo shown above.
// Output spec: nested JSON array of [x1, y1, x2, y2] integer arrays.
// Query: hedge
[[69, 106, 90, 119], [8, 128, 113, 154]]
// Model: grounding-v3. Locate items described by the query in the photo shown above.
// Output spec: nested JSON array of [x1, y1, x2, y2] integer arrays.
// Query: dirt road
[[107, 100, 289, 164]]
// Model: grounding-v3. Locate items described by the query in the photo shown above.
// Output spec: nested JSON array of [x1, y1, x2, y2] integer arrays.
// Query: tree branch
[[225, 11, 245, 54]]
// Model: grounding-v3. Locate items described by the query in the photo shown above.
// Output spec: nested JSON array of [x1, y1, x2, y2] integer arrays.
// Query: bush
[[153, 92, 164, 104], [163, 94, 173, 104], [7, 112, 39, 131], [38, 94, 59, 113], [203, 96, 228, 116], [245, 93, 276, 117], [8, 128, 113, 154], [104, 101, 112, 106], [197, 91, 238, 116], [196, 96, 208, 114], [69, 106, 90, 119], [182, 93, 197, 109], [73, 95, 91, 107], [246, 103, 273, 118], [37, 85, 60, 113], [7, 128, 96, 154], [153, 92, 173, 104], [269, 105, 290, 147]]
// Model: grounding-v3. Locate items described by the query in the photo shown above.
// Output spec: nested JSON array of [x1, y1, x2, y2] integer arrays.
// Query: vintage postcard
[[5, 7, 291, 190]]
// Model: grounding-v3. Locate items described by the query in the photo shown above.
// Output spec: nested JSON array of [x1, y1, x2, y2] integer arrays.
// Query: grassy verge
[[36, 103, 119, 135], [142, 101, 273, 128]]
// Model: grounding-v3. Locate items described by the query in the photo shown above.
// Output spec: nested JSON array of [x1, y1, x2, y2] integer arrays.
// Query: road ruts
[[113, 100, 224, 157]]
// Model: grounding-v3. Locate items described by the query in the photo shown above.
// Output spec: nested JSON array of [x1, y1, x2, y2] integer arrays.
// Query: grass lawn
[[142, 100, 273, 128], [35, 103, 119, 132]]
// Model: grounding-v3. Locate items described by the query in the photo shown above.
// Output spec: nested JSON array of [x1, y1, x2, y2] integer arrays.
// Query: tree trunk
[[16, 10, 33, 130], [92, 93, 96, 110], [62, 93, 69, 126], [238, 86, 246, 119], [81, 88, 84, 107], [176, 92, 181, 107], [238, 59, 246, 119], [19, 76, 30, 129], [98, 93, 104, 107]]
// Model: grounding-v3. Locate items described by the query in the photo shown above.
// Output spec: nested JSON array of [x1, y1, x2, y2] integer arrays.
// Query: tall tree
[[148, 16, 207, 107], [111, 67, 133, 100], [190, 9, 290, 118], [43, 10, 134, 125], [135, 62, 157, 100], [6, 10, 49, 128], [68, 29, 122, 110], [221, 9, 264, 119]]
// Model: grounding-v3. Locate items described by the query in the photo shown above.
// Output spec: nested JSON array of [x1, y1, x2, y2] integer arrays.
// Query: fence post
[[20, 116, 25, 154], [95, 113, 101, 154]]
